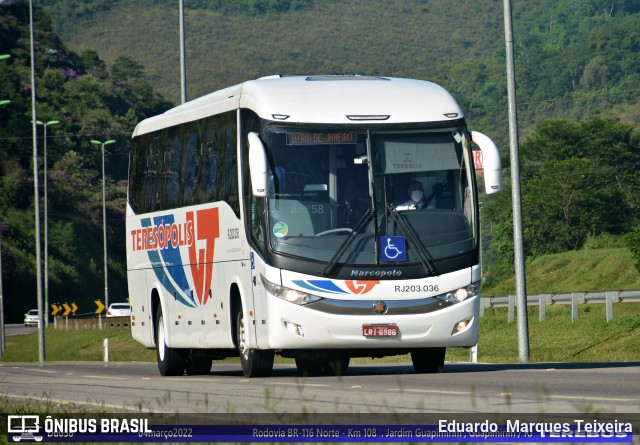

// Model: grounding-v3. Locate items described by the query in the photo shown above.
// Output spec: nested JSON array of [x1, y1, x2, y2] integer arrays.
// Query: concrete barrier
[[53, 316, 130, 330]]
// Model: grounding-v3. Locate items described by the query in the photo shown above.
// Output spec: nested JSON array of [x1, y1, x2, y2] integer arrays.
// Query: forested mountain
[[1, 0, 639, 322], [38, 0, 640, 145], [0, 1, 171, 322]]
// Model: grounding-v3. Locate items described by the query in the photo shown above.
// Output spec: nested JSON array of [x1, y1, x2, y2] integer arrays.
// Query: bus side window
[[129, 135, 147, 213], [201, 119, 218, 202], [182, 130, 198, 205], [145, 135, 160, 212], [163, 131, 181, 208], [251, 197, 266, 251], [221, 114, 240, 216], [241, 109, 265, 252]]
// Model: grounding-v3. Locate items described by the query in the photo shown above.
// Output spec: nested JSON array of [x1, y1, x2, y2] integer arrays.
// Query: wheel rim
[[158, 316, 165, 361], [238, 315, 249, 361]]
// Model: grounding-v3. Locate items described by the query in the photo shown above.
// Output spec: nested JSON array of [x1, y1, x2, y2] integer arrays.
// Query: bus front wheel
[[236, 310, 274, 378], [156, 306, 186, 376], [411, 347, 446, 373]]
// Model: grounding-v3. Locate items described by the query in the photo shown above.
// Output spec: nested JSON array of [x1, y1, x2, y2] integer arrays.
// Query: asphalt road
[[4, 323, 38, 336], [1, 360, 639, 416]]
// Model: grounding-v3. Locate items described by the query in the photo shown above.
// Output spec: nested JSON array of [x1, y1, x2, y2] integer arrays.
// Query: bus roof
[[132, 75, 465, 137]]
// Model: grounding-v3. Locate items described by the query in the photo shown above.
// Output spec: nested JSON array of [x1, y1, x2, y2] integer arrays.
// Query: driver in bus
[[396, 180, 435, 210]]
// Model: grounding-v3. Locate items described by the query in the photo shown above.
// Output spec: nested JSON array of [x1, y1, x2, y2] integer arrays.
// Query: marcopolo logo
[[349, 269, 402, 278]]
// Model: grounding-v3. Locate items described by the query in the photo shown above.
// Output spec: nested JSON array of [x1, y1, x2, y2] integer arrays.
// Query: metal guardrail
[[480, 289, 640, 322]]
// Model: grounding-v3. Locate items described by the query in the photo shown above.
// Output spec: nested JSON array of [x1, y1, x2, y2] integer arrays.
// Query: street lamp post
[[503, 0, 529, 362], [28, 0, 46, 364], [0, 53, 11, 358], [0, 223, 4, 358], [37, 119, 59, 327], [179, 0, 187, 103], [91, 139, 115, 311]]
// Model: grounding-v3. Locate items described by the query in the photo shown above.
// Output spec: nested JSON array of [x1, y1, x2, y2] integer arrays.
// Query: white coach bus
[[126, 75, 501, 378]]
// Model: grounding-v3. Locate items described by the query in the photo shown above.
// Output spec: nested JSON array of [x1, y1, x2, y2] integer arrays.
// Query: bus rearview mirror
[[248, 132, 268, 197], [470, 131, 502, 195]]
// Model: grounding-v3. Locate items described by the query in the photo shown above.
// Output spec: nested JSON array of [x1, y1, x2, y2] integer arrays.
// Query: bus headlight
[[439, 283, 479, 303], [261, 275, 323, 305]]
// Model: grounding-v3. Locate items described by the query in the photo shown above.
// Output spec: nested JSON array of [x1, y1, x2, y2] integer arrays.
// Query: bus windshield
[[263, 126, 476, 272]]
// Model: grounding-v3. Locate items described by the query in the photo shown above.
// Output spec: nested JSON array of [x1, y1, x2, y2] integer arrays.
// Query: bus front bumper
[[260, 294, 480, 350]]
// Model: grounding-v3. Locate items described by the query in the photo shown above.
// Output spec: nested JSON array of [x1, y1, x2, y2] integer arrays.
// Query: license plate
[[362, 324, 398, 337]]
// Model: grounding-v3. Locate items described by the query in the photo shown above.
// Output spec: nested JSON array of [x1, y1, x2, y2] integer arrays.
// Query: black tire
[[295, 356, 324, 376], [236, 309, 274, 378], [155, 306, 186, 376], [185, 351, 212, 375], [326, 356, 350, 376], [411, 347, 446, 374]]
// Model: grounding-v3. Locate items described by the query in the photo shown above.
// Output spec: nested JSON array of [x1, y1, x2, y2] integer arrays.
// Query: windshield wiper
[[386, 203, 437, 276], [321, 209, 374, 276]]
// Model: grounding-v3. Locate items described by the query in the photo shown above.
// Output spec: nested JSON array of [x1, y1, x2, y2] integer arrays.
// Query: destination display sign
[[287, 131, 357, 145]]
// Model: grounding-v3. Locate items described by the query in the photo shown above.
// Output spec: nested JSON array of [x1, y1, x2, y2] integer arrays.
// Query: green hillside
[[40, 0, 640, 146], [482, 239, 640, 296], [42, 0, 507, 103]]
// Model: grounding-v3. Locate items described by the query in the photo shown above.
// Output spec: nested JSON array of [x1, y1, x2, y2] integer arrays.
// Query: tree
[[111, 56, 145, 80], [581, 56, 609, 89], [0, 1, 173, 323], [482, 117, 640, 285]]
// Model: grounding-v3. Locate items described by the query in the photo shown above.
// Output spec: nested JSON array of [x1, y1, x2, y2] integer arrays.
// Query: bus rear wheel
[[411, 347, 446, 373], [236, 310, 274, 378], [330, 356, 350, 376], [156, 306, 186, 376], [294, 356, 324, 376]]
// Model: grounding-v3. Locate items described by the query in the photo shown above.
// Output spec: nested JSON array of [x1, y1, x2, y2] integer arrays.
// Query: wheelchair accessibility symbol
[[380, 236, 407, 262]]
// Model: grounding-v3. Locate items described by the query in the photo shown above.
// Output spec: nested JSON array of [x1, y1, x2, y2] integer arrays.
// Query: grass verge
[[483, 246, 640, 296], [446, 302, 640, 363], [3, 303, 639, 365], [1, 328, 156, 362]]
